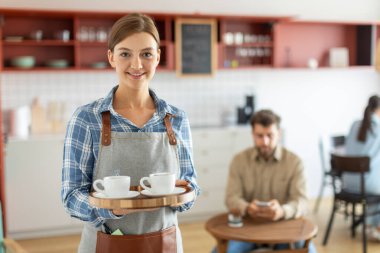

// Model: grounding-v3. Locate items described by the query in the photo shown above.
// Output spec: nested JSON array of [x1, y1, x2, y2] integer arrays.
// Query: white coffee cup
[[93, 176, 130, 197], [140, 172, 176, 194]]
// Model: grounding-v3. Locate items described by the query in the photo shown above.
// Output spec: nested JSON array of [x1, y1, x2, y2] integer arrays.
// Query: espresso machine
[[237, 95, 255, 124]]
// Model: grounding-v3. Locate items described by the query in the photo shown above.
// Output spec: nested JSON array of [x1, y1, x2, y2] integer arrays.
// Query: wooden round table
[[205, 213, 318, 253]]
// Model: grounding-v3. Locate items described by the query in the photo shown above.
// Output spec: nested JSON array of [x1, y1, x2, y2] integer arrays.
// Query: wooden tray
[[89, 186, 195, 209]]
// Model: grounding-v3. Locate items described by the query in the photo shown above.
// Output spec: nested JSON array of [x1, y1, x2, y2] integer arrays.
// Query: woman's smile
[[127, 71, 145, 79]]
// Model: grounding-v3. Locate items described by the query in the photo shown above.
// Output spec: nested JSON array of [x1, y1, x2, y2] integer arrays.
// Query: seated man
[[212, 109, 317, 253]]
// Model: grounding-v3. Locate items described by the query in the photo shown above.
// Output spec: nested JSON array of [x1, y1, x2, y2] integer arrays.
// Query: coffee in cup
[[93, 175, 130, 197], [139, 172, 175, 195]]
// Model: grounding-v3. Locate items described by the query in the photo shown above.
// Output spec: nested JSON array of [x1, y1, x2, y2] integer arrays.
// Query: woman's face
[[108, 32, 160, 90]]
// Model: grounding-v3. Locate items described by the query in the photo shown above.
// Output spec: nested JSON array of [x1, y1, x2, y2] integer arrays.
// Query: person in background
[[343, 95, 380, 241], [61, 13, 199, 253], [212, 109, 317, 253]]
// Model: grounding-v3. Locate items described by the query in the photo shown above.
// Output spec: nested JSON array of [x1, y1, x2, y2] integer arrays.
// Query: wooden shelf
[[0, 9, 175, 72], [77, 41, 107, 46], [3, 40, 75, 46], [3, 67, 77, 71], [219, 18, 275, 69], [223, 42, 273, 48], [273, 21, 379, 68], [0, 9, 378, 72]]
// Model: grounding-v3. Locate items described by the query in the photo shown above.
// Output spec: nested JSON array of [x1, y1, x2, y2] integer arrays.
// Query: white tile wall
[[1, 70, 256, 127]]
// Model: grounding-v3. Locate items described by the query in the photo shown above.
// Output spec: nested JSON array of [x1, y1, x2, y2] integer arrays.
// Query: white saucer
[[93, 191, 140, 199], [141, 187, 186, 197]]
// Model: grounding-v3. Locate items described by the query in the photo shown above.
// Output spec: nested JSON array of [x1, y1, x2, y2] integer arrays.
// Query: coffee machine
[[237, 95, 255, 124]]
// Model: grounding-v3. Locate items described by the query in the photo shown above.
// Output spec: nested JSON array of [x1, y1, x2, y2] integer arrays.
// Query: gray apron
[[78, 111, 183, 253]]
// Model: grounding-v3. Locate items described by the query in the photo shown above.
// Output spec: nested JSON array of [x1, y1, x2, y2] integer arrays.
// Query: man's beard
[[258, 147, 274, 159]]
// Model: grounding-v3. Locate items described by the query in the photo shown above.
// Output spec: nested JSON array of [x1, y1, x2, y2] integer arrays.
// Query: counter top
[[6, 125, 251, 143]]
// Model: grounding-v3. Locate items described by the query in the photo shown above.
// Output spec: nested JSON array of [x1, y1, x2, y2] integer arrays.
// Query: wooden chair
[[314, 135, 346, 213], [0, 201, 28, 253], [322, 154, 380, 253]]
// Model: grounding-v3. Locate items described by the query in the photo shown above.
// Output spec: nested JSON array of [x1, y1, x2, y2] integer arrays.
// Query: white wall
[[250, 68, 380, 197], [1, 0, 380, 21]]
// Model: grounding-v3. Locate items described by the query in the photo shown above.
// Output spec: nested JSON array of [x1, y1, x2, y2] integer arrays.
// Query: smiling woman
[[108, 33, 160, 99], [61, 13, 200, 253]]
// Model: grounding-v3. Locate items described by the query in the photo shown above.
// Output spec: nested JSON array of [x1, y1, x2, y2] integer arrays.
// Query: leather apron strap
[[101, 111, 111, 146], [164, 113, 177, 145], [101, 111, 177, 146]]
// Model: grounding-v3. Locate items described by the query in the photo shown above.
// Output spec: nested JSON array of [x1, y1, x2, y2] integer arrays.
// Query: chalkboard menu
[[175, 18, 217, 77]]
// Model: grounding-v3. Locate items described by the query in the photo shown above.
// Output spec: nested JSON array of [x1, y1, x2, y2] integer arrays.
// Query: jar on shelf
[[88, 27, 96, 42], [96, 27, 108, 42], [79, 26, 89, 42]]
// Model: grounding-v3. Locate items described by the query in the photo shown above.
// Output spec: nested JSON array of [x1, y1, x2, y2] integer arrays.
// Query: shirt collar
[[99, 85, 175, 118], [252, 145, 282, 162]]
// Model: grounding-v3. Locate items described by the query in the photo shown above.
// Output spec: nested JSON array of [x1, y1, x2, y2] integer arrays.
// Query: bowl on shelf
[[46, 59, 69, 68], [90, 61, 108, 69], [11, 56, 35, 68], [5, 36, 24, 42]]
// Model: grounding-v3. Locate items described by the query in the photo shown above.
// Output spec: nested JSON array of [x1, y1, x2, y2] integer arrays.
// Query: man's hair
[[250, 109, 281, 129]]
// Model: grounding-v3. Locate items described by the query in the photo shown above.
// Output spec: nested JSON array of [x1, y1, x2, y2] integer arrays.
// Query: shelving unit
[[273, 21, 380, 68], [0, 9, 174, 72], [0, 9, 379, 71], [218, 18, 278, 69], [1, 12, 74, 70]]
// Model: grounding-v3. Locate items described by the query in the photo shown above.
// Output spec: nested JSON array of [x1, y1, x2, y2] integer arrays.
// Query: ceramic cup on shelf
[[55, 30, 70, 42], [223, 32, 234, 45], [30, 30, 43, 41], [308, 58, 319, 69], [93, 176, 131, 198], [234, 32, 243, 45], [140, 172, 176, 195]]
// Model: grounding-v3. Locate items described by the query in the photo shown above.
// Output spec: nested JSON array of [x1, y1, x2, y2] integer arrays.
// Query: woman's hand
[[168, 179, 189, 207], [112, 208, 159, 215], [175, 179, 189, 187], [113, 180, 189, 211]]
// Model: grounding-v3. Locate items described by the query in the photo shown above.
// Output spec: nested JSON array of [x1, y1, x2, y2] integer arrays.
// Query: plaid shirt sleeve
[[173, 111, 201, 212], [61, 108, 121, 227]]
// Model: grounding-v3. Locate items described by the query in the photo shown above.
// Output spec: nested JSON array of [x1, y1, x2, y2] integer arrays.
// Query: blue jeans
[[211, 240, 317, 253]]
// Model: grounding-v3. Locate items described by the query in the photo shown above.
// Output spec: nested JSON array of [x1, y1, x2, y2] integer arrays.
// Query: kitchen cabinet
[[273, 21, 380, 68], [178, 127, 252, 221], [0, 9, 379, 72], [0, 9, 174, 71], [5, 137, 83, 239], [218, 17, 279, 69]]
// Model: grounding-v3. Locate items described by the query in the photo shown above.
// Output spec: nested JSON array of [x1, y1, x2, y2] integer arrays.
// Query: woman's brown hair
[[108, 13, 160, 52], [357, 95, 380, 142]]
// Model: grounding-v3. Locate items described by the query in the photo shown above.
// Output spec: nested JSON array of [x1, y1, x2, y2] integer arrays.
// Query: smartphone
[[256, 201, 270, 207]]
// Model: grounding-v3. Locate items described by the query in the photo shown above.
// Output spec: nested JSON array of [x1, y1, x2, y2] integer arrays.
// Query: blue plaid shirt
[[61, 86, 199, 227]]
